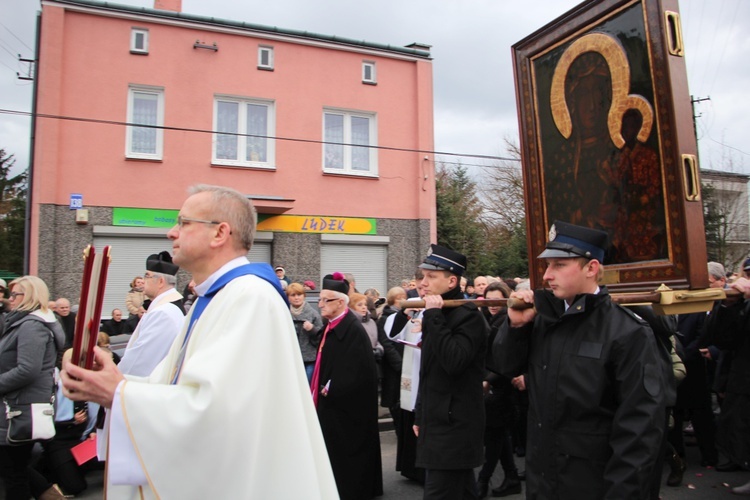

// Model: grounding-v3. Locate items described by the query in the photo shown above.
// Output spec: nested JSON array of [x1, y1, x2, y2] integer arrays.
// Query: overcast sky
[[1, 0, 748, 178]]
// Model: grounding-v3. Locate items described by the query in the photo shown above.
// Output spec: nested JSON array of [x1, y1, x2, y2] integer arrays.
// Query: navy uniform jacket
[[493, 287, 666, 499], [415, 285, 487, 470]]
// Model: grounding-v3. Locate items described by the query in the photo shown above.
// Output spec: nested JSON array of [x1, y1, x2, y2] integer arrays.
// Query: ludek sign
[[257, 215, 377, 235]]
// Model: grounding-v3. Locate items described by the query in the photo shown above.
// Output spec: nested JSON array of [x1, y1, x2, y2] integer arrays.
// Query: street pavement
[[7, 428, 746, 499]]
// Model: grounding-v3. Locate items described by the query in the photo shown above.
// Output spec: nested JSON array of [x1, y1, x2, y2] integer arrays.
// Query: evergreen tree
[[0, 149, 27, 275], [489, 223, 528, 279], [435, 163, 491, 275]]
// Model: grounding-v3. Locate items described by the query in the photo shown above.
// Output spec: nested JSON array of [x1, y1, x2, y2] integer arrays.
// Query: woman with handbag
[[0, 276, 66, 500]]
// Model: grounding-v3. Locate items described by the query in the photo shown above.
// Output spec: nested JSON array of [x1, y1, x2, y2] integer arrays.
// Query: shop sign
[[113, 207, 179, 228], [257, 215, 376, 234]]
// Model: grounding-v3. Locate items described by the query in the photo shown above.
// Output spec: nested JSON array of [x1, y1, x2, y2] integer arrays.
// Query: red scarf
[[310, 312, 346, 407]]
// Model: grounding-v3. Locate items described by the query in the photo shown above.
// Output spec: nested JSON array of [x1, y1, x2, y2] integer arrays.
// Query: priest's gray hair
[[329, 290, 350, 305], [189, 184, 257, 251], [152, 272, 176, 286]]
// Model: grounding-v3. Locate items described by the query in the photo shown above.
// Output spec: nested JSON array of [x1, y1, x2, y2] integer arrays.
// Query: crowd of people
[[277, 224, 750, 499], [1, 187, 750, 499]]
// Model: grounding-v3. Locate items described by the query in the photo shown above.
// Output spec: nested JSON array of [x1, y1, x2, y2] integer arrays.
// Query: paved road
[[8, 428, 743, 499]]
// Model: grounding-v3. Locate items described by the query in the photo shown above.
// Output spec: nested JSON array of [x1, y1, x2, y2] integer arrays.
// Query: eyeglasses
[[176, 216, 222, 228], [9, 292, 24, 299], [143, 274, 157, 280], [318, 297, 340, 304]]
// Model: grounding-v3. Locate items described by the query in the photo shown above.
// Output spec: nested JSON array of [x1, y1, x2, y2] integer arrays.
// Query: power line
[[0, 107, 520, 162], [437, 159, 521, 169], [0, 58, 18, 75], [707, 0, 743, 97], [705, 135, 750, 157], [0, 38, 20, 60], [697, 0, 724, 96], [0, 22, 33, 52]]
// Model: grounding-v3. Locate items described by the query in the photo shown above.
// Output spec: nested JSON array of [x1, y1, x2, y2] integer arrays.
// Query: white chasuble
[[105, 274, 339, 499]]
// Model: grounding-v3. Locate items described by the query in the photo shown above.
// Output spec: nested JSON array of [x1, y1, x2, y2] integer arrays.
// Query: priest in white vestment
[[63, 185, 338, 499], [96, 251, 186, 460], [117, 251, 185, 377]]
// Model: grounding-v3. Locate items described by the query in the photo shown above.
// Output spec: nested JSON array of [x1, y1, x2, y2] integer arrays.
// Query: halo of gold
[[550, 32, 653, 148]]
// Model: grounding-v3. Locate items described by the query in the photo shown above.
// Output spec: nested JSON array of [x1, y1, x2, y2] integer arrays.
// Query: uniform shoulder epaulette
[[616, 303, 648, 325]]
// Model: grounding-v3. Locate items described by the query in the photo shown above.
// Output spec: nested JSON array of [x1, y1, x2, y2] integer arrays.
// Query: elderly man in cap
[[275, 265, 291, 285], [414, 244, 487, 499], [117, 251, 185, 377], [312, 272, 382, 499], [493, 221, 666, 499]]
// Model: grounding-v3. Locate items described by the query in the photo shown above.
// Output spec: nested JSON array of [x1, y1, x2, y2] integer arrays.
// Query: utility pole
[[690, 95, 711, 155]]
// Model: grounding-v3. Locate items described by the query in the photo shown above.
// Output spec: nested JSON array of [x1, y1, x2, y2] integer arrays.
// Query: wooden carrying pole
[[398, 287, 741, 314]]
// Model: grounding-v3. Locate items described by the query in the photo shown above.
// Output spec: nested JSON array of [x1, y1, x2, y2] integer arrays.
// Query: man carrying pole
[[493, 220, 666, 499]]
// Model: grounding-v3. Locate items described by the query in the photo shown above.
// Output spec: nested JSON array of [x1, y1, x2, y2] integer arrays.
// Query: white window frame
[[130, 28, 149, 54], [258, 46, 274, 70], [362, 61, 376, 84], [212, 95, 276, 169], [322, 108, 378, 177], [126, 85, 164, 160]]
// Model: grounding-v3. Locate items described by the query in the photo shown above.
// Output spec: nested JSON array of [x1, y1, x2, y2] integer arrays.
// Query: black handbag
[[4, 397, 56, 445]]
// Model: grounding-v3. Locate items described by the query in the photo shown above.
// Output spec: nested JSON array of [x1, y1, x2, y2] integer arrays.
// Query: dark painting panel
[[534, 3, 666, 264], [513, 0, 708, 291]]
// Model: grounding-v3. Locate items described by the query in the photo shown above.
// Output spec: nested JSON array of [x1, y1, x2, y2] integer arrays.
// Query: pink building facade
[[32, 0, 435, 311]]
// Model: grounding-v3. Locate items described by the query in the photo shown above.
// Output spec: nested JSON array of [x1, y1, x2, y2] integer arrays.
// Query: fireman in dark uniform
[[493, 221, 666, 499], [415, 244, 488, 499]]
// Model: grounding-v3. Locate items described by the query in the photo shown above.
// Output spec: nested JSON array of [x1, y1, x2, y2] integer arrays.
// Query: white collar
[[194, 257, 250, 297]]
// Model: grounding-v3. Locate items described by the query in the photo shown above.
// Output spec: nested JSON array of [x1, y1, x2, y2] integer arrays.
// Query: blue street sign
[[70, 193, 83, 210]]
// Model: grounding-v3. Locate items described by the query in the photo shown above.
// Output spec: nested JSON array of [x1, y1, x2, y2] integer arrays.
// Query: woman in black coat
[[478, 281, 521, 498]]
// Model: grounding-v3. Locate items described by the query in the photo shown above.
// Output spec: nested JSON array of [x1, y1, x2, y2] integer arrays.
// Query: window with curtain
[[323, 110, 377, 176], [127, 86, 163, 159], [213, 97, 275, 168]]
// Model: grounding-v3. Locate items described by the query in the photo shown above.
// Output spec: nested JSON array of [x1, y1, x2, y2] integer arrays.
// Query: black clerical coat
[[316, 309, 383, 500]]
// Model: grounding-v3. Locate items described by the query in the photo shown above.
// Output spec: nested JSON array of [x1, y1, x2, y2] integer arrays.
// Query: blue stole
[[170, 263, 288, 384]]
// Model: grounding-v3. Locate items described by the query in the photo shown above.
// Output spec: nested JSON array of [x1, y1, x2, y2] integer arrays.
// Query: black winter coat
[[494, 287, 666, 499], [377, 305, 403, 409], [316, 310, 383, 500], [415, 285, 487, 470], [703, 299, 750, 395], [485, 309, 514, 428], [675, 311, 713, 409], [703, 298, 750, 468]]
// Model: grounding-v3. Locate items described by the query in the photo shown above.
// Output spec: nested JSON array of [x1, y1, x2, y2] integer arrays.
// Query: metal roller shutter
[[320, 243, 387, 295], [92, 234, 174, 318], [247, 242, 271, 265]]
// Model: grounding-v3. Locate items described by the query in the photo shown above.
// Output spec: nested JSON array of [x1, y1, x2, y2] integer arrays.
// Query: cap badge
[[548, 224, 557, 242]]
